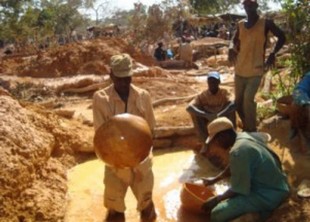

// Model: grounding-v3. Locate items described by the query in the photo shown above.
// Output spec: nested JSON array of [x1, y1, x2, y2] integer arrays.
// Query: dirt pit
[[1, 37, 310, 221]]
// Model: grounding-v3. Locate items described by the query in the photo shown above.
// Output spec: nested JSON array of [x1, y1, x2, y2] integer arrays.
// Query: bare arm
[[201, 166, 235, 212], [217, 188, 236, 201], [265, 19, 286, 69], [228, 27, 240, 65], [186, 104, 216, 120], [266, 19, 286, 54], [202, 165, 231, 186]]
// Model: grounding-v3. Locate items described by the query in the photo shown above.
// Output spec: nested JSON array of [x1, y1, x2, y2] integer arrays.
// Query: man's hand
[[201, 196, 220, 213], [265, 52, 276, 70], [228, 49, 238, 65], [202, 177, 217, 186]]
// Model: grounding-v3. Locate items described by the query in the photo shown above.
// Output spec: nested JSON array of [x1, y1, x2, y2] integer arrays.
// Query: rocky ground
[[0, 37, 309, 221]]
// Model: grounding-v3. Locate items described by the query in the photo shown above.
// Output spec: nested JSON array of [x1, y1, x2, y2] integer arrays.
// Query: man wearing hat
[[228, 0, 286, 132], [200, 117, 289, 221], [186, 71, 235, 143], [93, 53, 156, 221]]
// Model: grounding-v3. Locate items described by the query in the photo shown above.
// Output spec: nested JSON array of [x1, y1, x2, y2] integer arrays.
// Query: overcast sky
[[104, 0, 162, 11], [83, 0, 282, 20], [95, 0, 282, 10]]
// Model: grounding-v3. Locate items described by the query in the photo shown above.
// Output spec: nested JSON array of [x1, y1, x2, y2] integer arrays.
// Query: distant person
[[154, 42, 166, 61], [200, 117, 290, 221], [179, 33, 193, 68], [186, 71, 235, 142], [228, 0, 286, 132], [166, 47, 174, 60], [290, 70, 310, 153], [93, 53, 156, 222]]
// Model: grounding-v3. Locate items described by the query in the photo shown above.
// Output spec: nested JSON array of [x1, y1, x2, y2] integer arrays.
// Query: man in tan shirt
[[229, 0, 285, 132], [93, 53, 156, 221], [186, 71, 235, 142]]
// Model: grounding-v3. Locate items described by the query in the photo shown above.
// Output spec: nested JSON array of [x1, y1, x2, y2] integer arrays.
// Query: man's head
[[205, 117, 236, 150], [207, 71, 221, 94], [242, 0, 259, 15], [158, 42, 163, 47], [110, 53, 133, 95]]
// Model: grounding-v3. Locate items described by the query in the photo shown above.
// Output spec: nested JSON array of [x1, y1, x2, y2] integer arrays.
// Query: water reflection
[[65, 148, 224, 222]]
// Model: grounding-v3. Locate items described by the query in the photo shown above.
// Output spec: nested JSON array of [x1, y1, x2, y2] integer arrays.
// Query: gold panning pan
[[94, 113, 153, 168], [180, 182, 215, 213]]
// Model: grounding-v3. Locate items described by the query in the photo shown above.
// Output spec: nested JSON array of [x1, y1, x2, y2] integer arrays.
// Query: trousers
[[235, 75, 262, 132]]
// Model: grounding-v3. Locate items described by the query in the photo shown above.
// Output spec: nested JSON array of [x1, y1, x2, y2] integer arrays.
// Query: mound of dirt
[[0, 38, 155, 77], [0, 94, 93, 221]]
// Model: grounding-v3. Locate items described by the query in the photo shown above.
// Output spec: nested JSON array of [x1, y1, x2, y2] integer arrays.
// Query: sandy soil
[[1, 37, 310, 221]]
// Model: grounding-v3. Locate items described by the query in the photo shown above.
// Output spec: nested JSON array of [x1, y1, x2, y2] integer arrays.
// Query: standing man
[[179, 32, 193, 68], [228, 0, 286, 132], [200, 117, 289, 221], [93, 53, 156, 222]]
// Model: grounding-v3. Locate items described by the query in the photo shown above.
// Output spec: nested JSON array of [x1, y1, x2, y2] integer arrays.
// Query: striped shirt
[[191, 88, 231, 113]]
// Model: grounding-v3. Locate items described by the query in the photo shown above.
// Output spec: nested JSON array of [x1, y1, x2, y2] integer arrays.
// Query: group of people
[[153, 32, 194, 69], [92, 0, 293, 221]]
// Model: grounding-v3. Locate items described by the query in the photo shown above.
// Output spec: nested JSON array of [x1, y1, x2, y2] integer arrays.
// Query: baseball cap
[[207, 71, 221, 82], [110, 53, 133, 78], [205, 117, 234, 144]]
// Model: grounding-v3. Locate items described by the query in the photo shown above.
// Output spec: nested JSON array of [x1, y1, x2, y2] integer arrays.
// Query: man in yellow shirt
[[93, 53, 156, 221], [228, 0, 285, 132]]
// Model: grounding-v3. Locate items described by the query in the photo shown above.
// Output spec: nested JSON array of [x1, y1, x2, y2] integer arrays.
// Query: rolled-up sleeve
[[229, 149, 251, 195], [142, 91, 156, 133], [93, 92, 108, 131]]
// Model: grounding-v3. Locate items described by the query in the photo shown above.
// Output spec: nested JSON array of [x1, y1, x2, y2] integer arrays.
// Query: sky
[[84, 0, 282, 20], [104, 0, 162, 11], [95, 0, 282, 11], [82, 0, 161, 20]]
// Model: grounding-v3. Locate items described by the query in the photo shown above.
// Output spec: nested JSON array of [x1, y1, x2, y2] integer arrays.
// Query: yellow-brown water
[[64, 148, 222, 222]]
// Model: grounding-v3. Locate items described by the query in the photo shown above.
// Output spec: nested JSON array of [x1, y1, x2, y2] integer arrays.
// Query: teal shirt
[[229, 132, 289, 208]]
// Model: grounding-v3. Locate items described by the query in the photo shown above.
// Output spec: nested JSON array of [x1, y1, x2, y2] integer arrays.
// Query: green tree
[[283, 0, 310, 76], [188, 0, 278, 14], [0, 0, 95, 49]]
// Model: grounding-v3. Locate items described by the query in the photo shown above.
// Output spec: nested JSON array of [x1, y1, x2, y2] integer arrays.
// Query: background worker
[[93, 53, 156, 222], [200, 117, 289, 222], [186, 71, 235, 142], [290, 70, 310, 153], [228, 0, 286, 132], [179, 32, 193, 68], [154, 42, 166, 61]]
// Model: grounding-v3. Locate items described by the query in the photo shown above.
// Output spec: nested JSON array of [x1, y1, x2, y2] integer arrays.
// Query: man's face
[[243, 1, 258, 15], [212, 130, 235, 150], [110, 72, 131, 95], [207, 77, 220, 94]]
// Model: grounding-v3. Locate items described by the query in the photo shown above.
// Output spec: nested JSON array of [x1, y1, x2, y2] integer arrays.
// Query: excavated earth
[[0, 37, 310, 221]]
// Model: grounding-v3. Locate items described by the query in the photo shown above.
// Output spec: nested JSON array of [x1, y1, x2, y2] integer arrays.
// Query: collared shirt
[[93, 84, 156, 133], [191, 88, 231, 113], [93, 84, 156, 174], [229, 132, 289, 208]]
